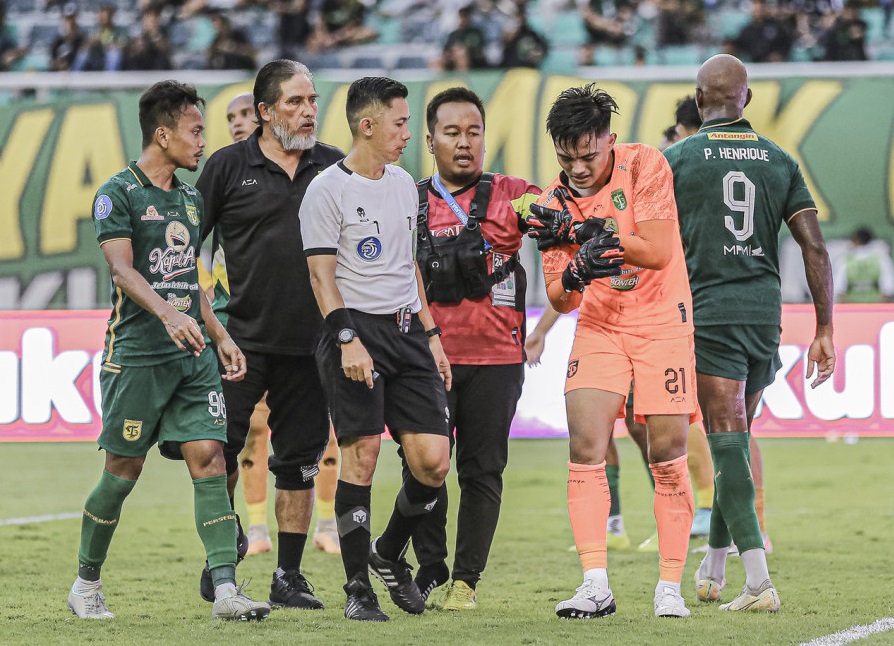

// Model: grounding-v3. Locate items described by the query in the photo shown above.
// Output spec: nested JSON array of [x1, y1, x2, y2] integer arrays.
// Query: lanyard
[[431, 174, 491, 251]]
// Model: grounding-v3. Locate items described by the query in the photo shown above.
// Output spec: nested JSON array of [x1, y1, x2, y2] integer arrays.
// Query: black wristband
[[425, 325, 442, 338], [325, 308, 356, 336]]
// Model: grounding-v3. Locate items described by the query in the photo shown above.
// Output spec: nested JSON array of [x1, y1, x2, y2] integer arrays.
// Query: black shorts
[[222, 350, 330, 489], [316, 310, 449, 439]]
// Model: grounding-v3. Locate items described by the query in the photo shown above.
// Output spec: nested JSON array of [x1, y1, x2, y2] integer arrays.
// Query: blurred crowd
[[0, 0, 889, 74]]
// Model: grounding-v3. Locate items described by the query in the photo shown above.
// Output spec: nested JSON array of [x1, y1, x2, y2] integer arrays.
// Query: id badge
[[491, 252, 515, 307]]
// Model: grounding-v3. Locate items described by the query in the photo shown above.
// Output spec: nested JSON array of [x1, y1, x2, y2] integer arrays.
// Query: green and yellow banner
[[1, 68, 892, 308]]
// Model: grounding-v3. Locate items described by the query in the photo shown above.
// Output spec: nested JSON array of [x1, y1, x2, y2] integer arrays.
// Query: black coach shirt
[[198, 129, 345, 355]]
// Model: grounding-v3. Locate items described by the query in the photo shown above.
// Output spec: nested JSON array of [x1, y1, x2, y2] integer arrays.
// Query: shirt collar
[[699, 117, 753, 131], [126, 161, 181, 188]]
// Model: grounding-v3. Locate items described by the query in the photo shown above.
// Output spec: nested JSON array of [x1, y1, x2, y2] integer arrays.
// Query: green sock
[[78, 469, 137, 580], [707, 432, 762, 552], [707, 480, 731, 549], [606, 464, 621, 516], [193, 474, 237, 581]]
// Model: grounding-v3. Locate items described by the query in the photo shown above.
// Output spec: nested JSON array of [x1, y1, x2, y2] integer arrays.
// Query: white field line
[[800, 618, 894, 646], [0, 512, 81, 526]]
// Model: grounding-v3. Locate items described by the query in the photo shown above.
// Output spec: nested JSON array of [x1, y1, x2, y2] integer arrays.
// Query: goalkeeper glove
[[526, 188, 574, 250], [560, 231, 624, 293]]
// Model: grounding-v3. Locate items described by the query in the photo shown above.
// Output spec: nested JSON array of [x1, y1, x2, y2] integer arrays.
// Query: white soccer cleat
[[68, 580, 115, 619], [555, 580, 616, 619], [718, 580, 780, 612], [654, 586, 691, 618], [212, 583, 271, 621]]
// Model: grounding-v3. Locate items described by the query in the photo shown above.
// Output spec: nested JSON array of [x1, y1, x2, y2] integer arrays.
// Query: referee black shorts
[[316, 309, 450, 440]]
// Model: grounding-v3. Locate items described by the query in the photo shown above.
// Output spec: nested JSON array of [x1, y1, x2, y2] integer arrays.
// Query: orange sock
[[650, 455, 694, 583], [568, 461, 610, 571], [754, 487, 766, 533]]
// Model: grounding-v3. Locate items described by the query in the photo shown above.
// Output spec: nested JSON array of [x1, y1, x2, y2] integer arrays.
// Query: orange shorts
[[564, 326, 700, 424]]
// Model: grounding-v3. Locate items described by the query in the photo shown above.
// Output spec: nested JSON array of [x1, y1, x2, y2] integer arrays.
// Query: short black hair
[[139, 80, 204, 148], [852, 226, 873, 245], [426, 86, 485, 134], [662, 125, 678, 141], [545, 83, 619, 151], [674, 96, 702, 131], [253, 59, 313, 124], [346, 76, 408, 135]]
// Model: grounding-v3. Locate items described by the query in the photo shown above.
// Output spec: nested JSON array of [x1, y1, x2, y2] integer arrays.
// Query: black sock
[[414, 561, 450, 600], [335, 480, 372, 586], [277, 532, 307, 572], [457, 577, 477, 590], [377, 475, 440, 561]]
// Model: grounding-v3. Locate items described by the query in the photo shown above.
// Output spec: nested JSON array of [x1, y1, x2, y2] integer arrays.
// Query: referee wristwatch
[[425, 326, 442, 338], [337, 328, 357, 345]]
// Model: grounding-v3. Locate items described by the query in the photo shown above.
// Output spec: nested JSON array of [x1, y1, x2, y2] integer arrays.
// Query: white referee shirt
[[300, 161, 422, 315]]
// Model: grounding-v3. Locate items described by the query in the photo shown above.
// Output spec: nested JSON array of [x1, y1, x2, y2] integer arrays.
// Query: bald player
[[664, 54, 835, 612]]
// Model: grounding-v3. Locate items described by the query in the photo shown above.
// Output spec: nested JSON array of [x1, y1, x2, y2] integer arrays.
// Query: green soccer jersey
[[93, 162, 206, 366], [664, 117, 816, 326]]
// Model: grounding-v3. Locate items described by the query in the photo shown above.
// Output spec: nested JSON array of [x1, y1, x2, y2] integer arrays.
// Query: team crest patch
[[185, 204, 199, 226], [567, 359, 579, 378], [94, 194, 112, 220], [611, 189, 627, 211], [357, 236, 382, 261], [123, 419, 142, 441]]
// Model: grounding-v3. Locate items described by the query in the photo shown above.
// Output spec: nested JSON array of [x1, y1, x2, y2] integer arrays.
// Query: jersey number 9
[[723, 171, 756, 242]]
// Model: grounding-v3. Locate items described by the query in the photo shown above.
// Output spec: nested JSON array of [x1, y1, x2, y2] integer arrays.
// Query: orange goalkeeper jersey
[[540, 143, 693, 339]]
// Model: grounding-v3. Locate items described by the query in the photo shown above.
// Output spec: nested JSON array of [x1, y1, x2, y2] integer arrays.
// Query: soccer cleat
[[441, 580, 477, 611], [269, 567, 324, 610], [344, 574, 389, 622], [200, 514, 249, 602], [246, 524, 272, 556], [312, 528, 341, 555], [690, 507, 711, 537], [718, 580, 780, 612], [654, 586, 691, 618], [368, 537, 425, 614], [211, 583, 271, 621], [695, 568, 726, 602], [555, 580, 617, 619], [637, 532, 659, 553], [606, 515, 631, 550], [68, 580, 115, 619]]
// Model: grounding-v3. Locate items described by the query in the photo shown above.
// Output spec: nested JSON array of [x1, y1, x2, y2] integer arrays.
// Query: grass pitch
[[1, 437, 892, 645]]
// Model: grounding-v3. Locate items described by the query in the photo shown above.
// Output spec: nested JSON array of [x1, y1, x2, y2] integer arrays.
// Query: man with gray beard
[[197, 59, 345, 610]]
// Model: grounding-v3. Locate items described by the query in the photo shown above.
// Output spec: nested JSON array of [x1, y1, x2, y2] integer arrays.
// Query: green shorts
[[98, 348, 227, 459], [694, 324, 782, 395]]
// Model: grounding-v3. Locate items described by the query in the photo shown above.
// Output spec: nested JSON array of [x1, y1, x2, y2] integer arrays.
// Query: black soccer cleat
[[268, 567, 325, 610], [344, 574, 389, 622], [368, 537, 425, 614], [199, 514, 250, 603]]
